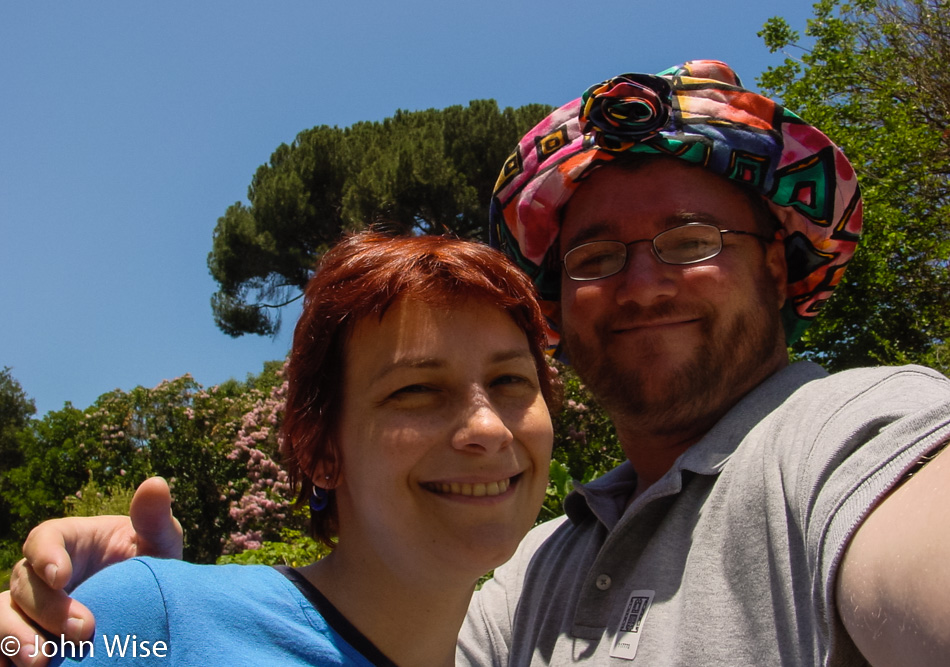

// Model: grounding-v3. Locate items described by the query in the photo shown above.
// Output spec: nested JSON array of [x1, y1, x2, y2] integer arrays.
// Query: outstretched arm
[[837, 443, 950, 666], [0, 477, 182, 667]]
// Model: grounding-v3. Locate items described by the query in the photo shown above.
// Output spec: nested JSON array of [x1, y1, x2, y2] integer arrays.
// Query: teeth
[[429, 478, 511, 497]]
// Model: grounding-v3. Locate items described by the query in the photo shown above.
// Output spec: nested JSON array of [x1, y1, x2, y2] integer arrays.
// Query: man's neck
[[613, 357, 789, 496], [615, 422, 706, 495]]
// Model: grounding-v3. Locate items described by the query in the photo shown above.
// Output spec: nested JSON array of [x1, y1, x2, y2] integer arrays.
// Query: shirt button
[[595, 574, 612, 590]]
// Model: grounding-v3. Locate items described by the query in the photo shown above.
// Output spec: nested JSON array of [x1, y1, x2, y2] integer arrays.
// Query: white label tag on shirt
[[609, 589, 655, 660]]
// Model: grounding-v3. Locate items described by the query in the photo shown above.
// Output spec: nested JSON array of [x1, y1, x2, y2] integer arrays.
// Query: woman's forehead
[[345, 298, 528, 375]]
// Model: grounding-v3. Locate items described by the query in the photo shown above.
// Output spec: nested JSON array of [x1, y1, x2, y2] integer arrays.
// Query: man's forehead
[[558, 162, 743, 251]]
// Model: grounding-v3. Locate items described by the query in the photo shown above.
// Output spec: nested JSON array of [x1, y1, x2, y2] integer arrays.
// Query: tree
[[759, 0, 950, 373], [0, 367, 34, 471], [208, 100, 553, 337], [0, 365, 291, 564], [0, 368, 36, 552]]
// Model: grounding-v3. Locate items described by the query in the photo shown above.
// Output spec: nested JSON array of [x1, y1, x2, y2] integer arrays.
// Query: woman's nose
[[451, 396, 513, 454]]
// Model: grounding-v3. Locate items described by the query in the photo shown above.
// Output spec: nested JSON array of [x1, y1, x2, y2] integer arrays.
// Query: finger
[[0, 590, 44, 667], [129, 476, 183, 559], [21, 515, 134, 592], [20, 522, 74, 592], [7, 560, 94, 644]]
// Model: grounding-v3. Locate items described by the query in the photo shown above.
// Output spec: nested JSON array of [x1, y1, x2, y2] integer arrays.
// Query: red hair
[[280, 231, 558, 546]]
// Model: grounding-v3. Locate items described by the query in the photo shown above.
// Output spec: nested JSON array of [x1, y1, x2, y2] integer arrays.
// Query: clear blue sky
[[0, 1, 816, 416]]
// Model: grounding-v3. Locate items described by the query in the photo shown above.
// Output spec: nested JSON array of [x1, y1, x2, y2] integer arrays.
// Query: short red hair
[[280, 231, 558, 546]]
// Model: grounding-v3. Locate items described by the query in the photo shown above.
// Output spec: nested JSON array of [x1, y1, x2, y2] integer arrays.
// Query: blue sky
[[0, 1, 816, 416]]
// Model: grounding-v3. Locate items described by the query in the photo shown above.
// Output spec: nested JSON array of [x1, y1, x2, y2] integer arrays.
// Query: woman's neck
[[296, 548, 476, 667]]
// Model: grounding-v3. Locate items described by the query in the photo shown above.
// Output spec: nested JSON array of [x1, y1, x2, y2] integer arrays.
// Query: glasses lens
[[564, 241, 627, 279], [655, 224, 721, 264]]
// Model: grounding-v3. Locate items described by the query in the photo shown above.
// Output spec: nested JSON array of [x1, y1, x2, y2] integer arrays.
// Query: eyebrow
[[370, 348, 535, 384], [561, 222, 614, 254]]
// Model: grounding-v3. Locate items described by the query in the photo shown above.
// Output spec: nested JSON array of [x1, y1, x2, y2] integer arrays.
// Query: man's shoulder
[[510, 515, 573, 563], [788, 363, 950, 412], [486, 514, 584, 589], [825, 363, 948, 384]]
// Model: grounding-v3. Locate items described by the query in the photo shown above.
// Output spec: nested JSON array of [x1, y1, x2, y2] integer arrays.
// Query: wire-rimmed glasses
[[562, 223, 772, 281]]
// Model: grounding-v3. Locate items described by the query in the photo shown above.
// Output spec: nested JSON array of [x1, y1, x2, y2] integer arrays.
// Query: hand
[[0, 477, 182, 667]]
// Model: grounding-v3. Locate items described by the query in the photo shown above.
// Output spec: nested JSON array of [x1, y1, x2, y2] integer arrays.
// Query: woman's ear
[[311, 459, 340, 489]]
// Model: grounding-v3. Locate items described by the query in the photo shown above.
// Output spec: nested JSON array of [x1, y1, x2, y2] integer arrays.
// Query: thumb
[[128, 476, 184, 559]]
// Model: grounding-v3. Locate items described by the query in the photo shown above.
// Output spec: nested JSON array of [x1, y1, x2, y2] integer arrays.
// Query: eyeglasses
[[562, 223, 773, 281]]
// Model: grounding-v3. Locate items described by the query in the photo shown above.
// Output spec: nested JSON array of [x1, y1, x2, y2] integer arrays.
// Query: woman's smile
[[422, 474, 519, 499]]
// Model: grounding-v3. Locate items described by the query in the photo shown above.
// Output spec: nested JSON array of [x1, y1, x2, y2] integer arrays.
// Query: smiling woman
[[49, 232, 558, 667]]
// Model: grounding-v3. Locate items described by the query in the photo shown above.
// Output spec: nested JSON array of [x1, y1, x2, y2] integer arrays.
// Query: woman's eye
[[391, 384, 431, 397], [491, 374, 531, 388]]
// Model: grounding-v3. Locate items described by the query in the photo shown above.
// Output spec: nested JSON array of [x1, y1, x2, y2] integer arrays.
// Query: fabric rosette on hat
[[489, 59, 863, 351], [580, 73, 672, 149]]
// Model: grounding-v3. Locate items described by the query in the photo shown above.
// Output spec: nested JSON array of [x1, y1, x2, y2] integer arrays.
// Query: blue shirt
[[48, 558, 398, 666]]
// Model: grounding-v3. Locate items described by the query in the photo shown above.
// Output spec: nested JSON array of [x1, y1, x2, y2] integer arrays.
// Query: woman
[[49, 232, 558, 666]]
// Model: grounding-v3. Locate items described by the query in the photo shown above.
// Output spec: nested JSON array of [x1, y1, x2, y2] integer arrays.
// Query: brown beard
[[561, 280, 784, 439]]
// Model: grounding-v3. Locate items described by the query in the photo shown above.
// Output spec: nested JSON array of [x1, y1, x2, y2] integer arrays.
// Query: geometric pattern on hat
[[489, 60, 863, 347]]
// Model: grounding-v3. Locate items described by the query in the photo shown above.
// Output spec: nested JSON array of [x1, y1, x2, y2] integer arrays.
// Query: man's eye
[[675, 237, 716, 252], [576, 250, 617, 270]]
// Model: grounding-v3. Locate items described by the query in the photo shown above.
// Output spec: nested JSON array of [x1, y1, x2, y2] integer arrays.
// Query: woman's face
[[331, 297, 553, 584]]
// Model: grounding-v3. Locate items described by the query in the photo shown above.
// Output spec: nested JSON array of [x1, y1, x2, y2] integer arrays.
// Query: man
[[4, 61, 950, 666]]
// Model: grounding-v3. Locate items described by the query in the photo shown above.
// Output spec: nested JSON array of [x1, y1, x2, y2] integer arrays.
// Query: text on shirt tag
[[609, 590, 655, 660]]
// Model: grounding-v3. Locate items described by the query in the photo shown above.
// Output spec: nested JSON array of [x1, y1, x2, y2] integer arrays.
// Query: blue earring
[[309, 486, 329, 513]]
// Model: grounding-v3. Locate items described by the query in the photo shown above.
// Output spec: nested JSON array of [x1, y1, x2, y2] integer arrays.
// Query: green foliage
[[540, 361, 623, 521], [550, 361, 623, 482], [0, 538, 20, 589], [207, 100, 553, 337], [216, 529, 331, 567], [0, 367, 35, 466], [0, 368, 36, 548], [3, 404, 99, 541], [759, 0, 950, 373], [64, 477, 136, 517], [0, 364, 292, 564]]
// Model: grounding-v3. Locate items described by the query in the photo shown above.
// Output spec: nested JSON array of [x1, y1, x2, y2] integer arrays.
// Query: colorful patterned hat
[[489, 60, 862, 345]]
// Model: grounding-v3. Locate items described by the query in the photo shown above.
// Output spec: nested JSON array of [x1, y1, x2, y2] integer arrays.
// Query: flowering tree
[[221, 370, 305, 553], [1, 365, 290, 563]]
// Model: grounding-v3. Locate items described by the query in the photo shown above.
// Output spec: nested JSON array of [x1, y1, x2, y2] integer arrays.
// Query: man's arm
[[837, 443, 950, 666], [0, 477, 181, 667]]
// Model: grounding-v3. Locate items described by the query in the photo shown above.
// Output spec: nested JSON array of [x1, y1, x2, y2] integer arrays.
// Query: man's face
[[557, 158, 789, 441]]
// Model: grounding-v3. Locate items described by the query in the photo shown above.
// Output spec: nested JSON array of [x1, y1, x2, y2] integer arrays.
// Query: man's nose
[[615, 243, 678, 306]]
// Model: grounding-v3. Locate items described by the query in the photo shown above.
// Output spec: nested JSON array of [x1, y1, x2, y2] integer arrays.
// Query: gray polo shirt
[[458, 362, 950, 666]]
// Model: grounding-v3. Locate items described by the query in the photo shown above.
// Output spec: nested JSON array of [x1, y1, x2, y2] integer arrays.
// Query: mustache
[[606, 301, 709, 329]]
